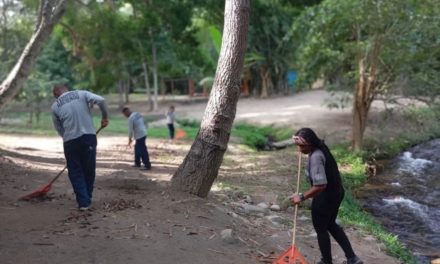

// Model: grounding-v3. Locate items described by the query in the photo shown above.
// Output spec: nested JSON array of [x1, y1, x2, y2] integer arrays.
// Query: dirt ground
[[0, 90, 402, 264]]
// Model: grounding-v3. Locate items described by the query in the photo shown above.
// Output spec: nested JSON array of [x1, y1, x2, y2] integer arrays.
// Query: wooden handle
[[291, 151, 302, 253]]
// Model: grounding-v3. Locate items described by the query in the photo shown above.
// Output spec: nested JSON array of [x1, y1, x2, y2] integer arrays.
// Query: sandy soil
[[0, 90, 402, 264]]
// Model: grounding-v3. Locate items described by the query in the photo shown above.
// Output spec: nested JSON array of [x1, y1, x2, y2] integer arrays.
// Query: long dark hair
[[295, 128, 340, 176]]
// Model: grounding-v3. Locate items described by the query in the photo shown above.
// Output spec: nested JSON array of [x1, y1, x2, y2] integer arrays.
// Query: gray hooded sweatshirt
[[51, 90, 108, 142], [128, 112, 147, 140]]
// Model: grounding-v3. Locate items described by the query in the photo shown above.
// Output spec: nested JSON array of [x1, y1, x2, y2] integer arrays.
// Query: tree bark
[[0, 0, 67, 110], [124, 79, 130, 104], [171, 0, 250, 197], [118, 79, 124, 109], [352, 36, 381, 151], [151, 37, 159, 111], [137, 40, 153, 111], [259, 66, 271, 98], [142, 61, 153, 111]]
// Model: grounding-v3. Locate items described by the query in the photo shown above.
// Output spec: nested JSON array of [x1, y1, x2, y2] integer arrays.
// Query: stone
[[265, 215, 288, 227], [231, 202, 269, 215], [220, 229, 238, 244], [269, 204, 281, 211], [257, 202, 269, 209]]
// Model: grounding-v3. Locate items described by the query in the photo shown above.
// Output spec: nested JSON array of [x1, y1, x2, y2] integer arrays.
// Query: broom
[[19, 126, 104, 201]]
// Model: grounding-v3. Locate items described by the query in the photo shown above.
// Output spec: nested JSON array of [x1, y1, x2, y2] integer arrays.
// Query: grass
[[0, 111, 292, 148], [232, 123, 293, 150]]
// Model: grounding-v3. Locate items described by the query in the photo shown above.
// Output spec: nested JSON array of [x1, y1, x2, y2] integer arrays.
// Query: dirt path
[[0, 132, 400, 264], [0, 89, 405, 264]]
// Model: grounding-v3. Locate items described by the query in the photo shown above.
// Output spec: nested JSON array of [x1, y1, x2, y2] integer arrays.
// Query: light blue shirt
[[128, 112, 147, 140]]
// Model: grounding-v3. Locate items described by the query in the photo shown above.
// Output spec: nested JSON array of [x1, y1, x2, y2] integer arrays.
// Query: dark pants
[[134, 136, 151, 168], [167, 123, 175, 139], [63, 134, 97, 208], [311, 191, 355, 263]]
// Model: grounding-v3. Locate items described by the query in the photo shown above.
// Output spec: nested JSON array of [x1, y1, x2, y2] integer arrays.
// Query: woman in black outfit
[[290, 128, 363, 264]]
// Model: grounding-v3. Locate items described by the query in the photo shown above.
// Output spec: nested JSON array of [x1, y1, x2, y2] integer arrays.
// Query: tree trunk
[[151, 39, 159, 111], [0, 0, 67, 110], [259, 66, 272, 98], [171, 0, 250, 197], [124, 79, 129, 104], [142, 61, 153, 111], [137, 40, 153, 111], [352, 36, 381, 151], [118, 79, 124, 109]]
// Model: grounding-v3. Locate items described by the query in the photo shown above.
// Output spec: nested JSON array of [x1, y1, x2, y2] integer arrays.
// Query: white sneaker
[[79, 206, 89, 211]]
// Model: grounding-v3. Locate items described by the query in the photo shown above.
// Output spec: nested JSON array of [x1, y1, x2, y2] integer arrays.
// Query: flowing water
[[357, 139, 440, 263]]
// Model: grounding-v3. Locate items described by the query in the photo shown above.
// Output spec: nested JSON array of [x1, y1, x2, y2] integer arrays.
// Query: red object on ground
[[175, 128, 187, 139], [273, 245, 308, 264], [19, 166, 66, 201]]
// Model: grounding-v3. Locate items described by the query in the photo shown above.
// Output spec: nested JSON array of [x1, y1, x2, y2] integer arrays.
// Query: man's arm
[[51, 111, 64, 137], [127, 117, 134, 146], [84, 91, 109, 127]]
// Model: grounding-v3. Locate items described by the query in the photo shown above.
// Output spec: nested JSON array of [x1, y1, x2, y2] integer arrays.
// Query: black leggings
[[167, 124, 175, 139], [311, 192, 355, 263]]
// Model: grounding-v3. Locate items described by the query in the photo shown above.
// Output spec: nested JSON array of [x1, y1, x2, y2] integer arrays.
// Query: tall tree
[[0, 0, 67, 110], [171, 0, 250, 197], [293, 0, 426, 151]]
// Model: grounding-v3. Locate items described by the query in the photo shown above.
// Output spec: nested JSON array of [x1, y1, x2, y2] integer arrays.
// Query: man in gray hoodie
[[51, 84, 109, 211], [122, 107, 151, 170]]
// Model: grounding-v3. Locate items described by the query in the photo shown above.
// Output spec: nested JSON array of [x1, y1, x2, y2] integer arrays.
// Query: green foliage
[[232, 123, 293, 150], [293, 0, 440, 99]]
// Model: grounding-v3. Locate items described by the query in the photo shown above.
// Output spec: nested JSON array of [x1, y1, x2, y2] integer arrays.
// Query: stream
[[357, 139, 440, 264]]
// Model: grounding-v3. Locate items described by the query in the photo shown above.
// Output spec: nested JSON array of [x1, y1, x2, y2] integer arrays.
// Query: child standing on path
[[122, 107, 151, 170], [166, 105, 176, 140]]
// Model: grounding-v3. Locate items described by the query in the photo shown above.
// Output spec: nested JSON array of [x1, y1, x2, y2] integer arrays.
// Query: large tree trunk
[[171, 0, 250, 197], [0, 0, 67, 110]]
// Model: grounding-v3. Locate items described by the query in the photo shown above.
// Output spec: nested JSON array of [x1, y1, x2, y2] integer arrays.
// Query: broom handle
[[50, 126, 104, 184], [291, 151, 302, 253]]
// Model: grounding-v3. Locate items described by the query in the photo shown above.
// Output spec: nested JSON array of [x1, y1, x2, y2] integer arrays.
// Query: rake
[[19, 126, 104, 201], [273, 151, 308, 264]]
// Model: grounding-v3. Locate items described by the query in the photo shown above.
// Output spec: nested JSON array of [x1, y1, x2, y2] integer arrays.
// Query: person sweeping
[[290, 128, 363, 264], [51, 84, 109, 211], [122, 107, 152, 170]]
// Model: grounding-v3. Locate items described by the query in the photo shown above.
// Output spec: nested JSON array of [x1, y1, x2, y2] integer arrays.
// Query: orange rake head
[[273, 245, 308, 264], [19, 183, 52, 201], [19, 166, 67, 201]]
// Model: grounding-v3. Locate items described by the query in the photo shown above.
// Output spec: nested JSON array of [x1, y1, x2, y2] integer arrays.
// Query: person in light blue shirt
[[51, 84, 109, 211], [122, 107, 151, 170]]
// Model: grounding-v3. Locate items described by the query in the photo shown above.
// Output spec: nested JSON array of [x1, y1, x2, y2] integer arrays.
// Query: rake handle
[[291, 151, 302, 257]]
